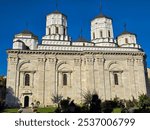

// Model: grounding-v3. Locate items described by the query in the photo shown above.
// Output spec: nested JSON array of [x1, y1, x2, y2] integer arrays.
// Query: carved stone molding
[[74, 59, 81, 66], [127, 59, 134, 66], [7, 49, 145, 57], [96, 58, 105, 65], [38, 58, 46, 63], [135, 59, 143, 66], [8, 57, 18, 64], [48, 58, 57, 64]]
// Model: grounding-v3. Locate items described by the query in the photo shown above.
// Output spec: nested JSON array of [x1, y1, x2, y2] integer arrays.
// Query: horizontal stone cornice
[[7, 49, 145, 56]]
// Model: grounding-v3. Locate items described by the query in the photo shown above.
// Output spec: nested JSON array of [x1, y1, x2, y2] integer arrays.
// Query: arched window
[[100, 31, 103, 37], [125, 38, 128, 43], [93, 32, 95, 39], [56, 27, 59, 34], [63, 74, 67, 86], [114, 73, 119, 85], [25, 74, 30, 86], [108, 30, 111, 37]]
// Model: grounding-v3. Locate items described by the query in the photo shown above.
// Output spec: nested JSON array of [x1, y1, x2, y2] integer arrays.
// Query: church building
[[6, 2, 149, 107]]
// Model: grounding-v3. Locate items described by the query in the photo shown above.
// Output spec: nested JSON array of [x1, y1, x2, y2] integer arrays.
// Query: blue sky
[[0, 0, 150, 76]]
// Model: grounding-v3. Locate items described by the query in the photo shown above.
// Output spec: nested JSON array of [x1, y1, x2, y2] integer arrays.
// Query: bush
[[138, 94, 150, 109], [89, 94, 101, 113], [101, 101, 114, 113], [56, 98, 81, 113]]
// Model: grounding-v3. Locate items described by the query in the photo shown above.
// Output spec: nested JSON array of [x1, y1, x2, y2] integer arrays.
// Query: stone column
[[97, 57, 106, 100], [104, 70, 111, 100], [127, 58, 137, 99], [74, 58, 82, 102], [86, 56, 95, 92], [135, 58, 147, 96], [6, 55, 19, 107], [45, 57, 57, 105], [37, 57, 46, 106]]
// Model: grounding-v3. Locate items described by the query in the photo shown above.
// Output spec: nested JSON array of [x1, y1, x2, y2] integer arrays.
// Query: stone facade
[[6, 9, 149, 107]]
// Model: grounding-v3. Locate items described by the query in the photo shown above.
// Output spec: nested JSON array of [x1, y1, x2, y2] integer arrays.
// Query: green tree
[[0, 76, 6, 111]]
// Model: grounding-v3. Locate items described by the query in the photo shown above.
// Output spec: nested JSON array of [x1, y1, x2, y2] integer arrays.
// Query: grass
[[37, 106, 57, 113], [1, 108, 18, 113], [113, 108, 122, 113]]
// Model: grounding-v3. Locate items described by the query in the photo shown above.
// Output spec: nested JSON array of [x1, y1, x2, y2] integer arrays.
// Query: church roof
[[19, 30, 38, 39], [76, 36, 89, 42], [121, 31, 136, 36], [47, 10, 67, 17], [94, 13, 112, 20]]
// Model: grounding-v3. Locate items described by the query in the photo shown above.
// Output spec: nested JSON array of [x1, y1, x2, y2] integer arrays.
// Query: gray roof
[[48, 10, 67, 17], [121, 31, 136, 36], [76, 36, 89, 42], [94, 13, 112, 20], [19, 30, 38, 39]]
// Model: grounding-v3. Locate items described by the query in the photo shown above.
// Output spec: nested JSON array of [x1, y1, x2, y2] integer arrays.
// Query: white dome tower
[[91, 0, 115, 47], [91, 13, 115, 47], [42, 11, 71, 41], [13, 30, 38, 50], [117, 29, 141, 49]]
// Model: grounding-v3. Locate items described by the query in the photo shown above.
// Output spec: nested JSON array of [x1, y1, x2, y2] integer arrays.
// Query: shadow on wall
[[5, 87, 20, 108], [148, 78, 150, 97]]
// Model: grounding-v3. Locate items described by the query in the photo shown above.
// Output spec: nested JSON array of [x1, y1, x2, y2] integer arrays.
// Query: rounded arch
[[107, 61, 123, 71], [17, 60, 30, 71], [56, 61, 67, 70], [58, 63, 73, 72]]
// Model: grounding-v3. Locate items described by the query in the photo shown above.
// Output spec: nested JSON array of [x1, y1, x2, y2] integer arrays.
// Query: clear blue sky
[[0, 0, 150, 76]]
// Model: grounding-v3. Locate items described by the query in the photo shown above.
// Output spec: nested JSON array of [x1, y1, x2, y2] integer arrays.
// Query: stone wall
[[6, 50, 148, 107]]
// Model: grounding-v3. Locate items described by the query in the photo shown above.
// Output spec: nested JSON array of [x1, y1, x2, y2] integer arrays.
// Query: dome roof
[[94, 13, 112, 20], [76, 36, 88, 42], [16, 30, 38, 39], [120, 31, 136, 36], [47, 10, 67, 17]]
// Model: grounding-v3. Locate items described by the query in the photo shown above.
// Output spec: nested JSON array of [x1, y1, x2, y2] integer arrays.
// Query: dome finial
[[80, 28, 83, 38], [100, 0, 103, 15], [56, 0, 58, 11]]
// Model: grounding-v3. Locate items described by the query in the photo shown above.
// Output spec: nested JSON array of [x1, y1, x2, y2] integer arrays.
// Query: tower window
[[25, 74, 30, 86], [63, 74, 67, 86], [114, 73, 119, 85], [63, 28, 66, 35], [125, 38, 128, 43], [108, 30, 111, 37], [56, 27, 59, 34], [49, 28, 51, 35], [100, 31, 103, 37], [93, 32, 95, 39]]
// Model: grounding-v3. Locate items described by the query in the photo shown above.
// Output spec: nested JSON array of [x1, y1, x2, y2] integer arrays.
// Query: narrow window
[[25, 74, 30, 86], [114, 73, 119, 85], [125, 38, 128, 43], [49, 28, 51, 35], [100, 31, 103, 37], [63, 28, 66, 35], [56, 27, 59, 34], [63, 74, 67, 86], [108, 30, 111, 37], [93, 32, 95, 39]]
